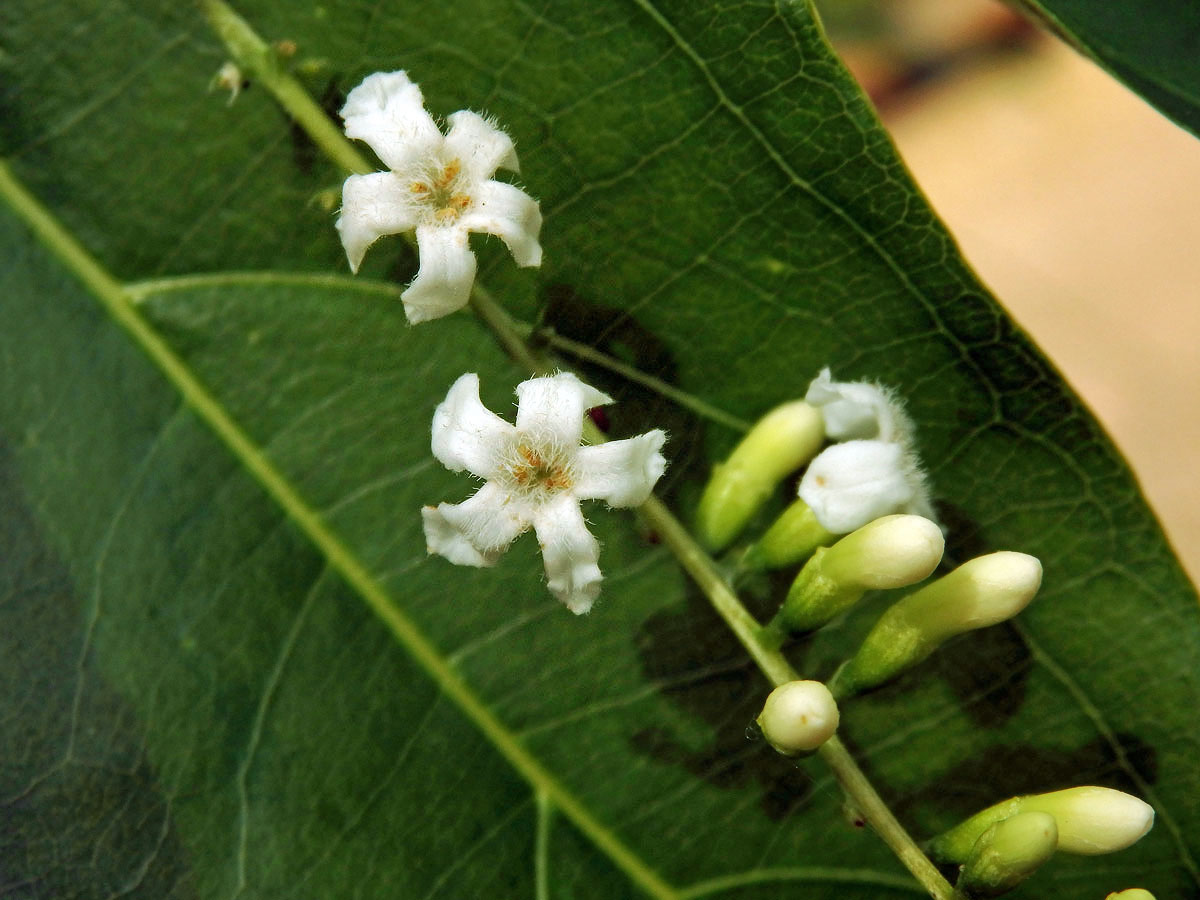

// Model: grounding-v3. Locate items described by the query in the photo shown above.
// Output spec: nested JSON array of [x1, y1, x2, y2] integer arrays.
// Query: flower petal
[[799, 440, 922, 534], [402, 225, 477, 323], [459, 180, 543, 268], [335, 172, 421, 273], [422, 482, 529, 567], [515, 373, 612, 447], [443, 110, 520, 179], [574, 430, 668, 507], [341, 71, 442, 171], [431, 373, 515, 478], [532, 495, 602, 614], [806, 367, 912, 444]]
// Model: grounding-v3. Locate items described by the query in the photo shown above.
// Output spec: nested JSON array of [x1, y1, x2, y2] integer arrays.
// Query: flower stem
[[638, 496, 958, 900], [200, 9, 957, 896], [199, 0, 373, 177]]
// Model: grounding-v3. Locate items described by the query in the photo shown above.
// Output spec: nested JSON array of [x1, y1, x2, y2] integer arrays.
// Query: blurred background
[[816, 0, 1200, 584]]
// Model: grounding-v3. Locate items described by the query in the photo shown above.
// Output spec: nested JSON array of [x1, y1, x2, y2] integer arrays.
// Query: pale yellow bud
[[756, 680, 839, 756], [696, 401, 824, 551], [772, 515, 944, 634], [1106, 890, 1156, 900], [929, 786, 1155, 863], [833, 551, 1041, 696]]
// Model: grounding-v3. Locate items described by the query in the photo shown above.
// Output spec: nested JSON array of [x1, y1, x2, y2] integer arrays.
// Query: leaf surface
[[1015, 0, 1200, 138], [2, 1, 1199, 898]]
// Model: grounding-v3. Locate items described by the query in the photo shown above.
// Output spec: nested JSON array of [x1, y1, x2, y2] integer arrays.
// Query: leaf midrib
[[0, 158, 678, 900]]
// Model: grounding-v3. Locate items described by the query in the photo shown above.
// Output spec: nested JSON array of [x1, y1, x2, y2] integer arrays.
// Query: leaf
[[2, 1, 1198, 898], [1013, 0, 1200, 139]]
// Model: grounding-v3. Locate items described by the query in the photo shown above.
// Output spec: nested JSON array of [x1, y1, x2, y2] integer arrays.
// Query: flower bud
[[756, 680, 839, 755], [929, 787, 1155, 863], [741, 498, 837, 570], [772, 515, 944, 634], [696, 401, 824, 551], [957, 811, 1057, 897], [831, 552, 1041, 697], [1106, 890, 1156, 900]]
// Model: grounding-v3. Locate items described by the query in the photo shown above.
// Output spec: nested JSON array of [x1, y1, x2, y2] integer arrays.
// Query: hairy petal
[[335, 172, 420, 273], [515, 373, 612, 447], [574, 431, 668, 507], [459, 181, 543, 267], [403, 225, 477, 323], [806, 367, 913, 444], [533, 495, 602, 614], [443, 110, 520, 180], [799, 439, 922, 534], [431, 373, 514, 478], [422, 482, 529, 567], [341, 70, 441, 171]]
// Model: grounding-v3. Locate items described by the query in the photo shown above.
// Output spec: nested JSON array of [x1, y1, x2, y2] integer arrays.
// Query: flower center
[[410, 158, 472, 224], [499, 437, 575, 501]]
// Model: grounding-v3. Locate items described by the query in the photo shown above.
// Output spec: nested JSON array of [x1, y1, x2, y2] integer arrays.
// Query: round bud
[[756, 680, 839, 756], [1107, 890, 1156, 900]]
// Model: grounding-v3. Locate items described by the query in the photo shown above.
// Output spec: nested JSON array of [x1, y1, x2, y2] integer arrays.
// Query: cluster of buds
[[929, 787, 1155, 897], [715, 374, 1155, 895], [703, 369, 1043, 695]]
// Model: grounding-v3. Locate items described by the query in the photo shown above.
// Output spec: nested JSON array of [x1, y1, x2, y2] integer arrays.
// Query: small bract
[[422, 372, 667, 613], [336, 71, 543, 323]]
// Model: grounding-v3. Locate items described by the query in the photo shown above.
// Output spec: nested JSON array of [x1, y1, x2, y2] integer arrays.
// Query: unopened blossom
[[422, 372, 667, 614], [336, 71, 542, 323]]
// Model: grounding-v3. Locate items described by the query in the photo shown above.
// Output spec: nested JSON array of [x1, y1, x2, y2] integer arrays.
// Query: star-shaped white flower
[[336, 71, 543, 323], [422, 373, 668, 614]]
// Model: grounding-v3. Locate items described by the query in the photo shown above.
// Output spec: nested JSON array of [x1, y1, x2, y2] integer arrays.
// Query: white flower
[[805, 367, 913, 444], [336, 71, 543, 323], [799, 368, 936, 534], [799, 439, 934, 534], [422, 372, 667, 614]]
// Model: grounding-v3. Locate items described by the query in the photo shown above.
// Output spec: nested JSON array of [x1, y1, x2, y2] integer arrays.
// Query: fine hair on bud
[[756, 680, 839, 756]]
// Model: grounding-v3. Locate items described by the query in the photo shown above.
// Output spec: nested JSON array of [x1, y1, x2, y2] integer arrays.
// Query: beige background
[[873, 35, 1200, 585]]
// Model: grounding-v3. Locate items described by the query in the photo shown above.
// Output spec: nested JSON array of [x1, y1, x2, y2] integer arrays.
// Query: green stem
[[199, 9, 958, 898], [536, 328, 751, 432], [199, 0, 373, 176]]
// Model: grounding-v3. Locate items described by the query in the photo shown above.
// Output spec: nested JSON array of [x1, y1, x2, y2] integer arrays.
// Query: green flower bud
[[831, 551, 1041, 697], [696, 401, 824, 551], [929, 787, 1155, 863], [957, 811, 1057, 897], [756, 680, 839, 755], [741, 498, 837, 570], [772, 515, 944, 634], [1106, 890, 1156, 900]]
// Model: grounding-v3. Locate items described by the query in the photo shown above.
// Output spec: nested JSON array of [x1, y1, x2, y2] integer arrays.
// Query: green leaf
[[1013, 0, 1200, 139], [2, 1, 1198, 899]]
